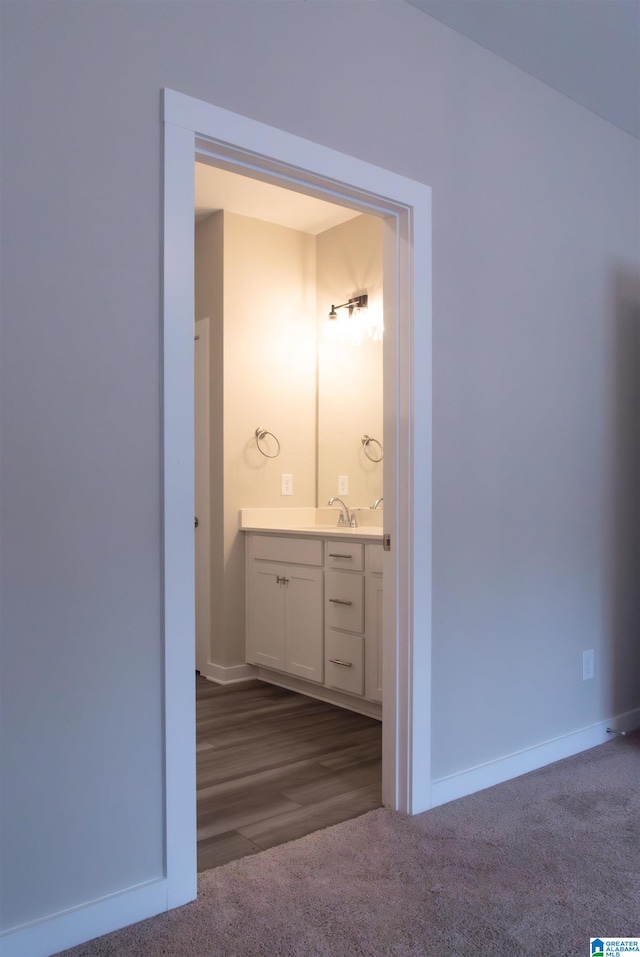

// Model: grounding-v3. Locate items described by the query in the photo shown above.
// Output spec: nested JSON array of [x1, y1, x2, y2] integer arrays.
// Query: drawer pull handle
[[329, 553, 352, 559], [329, 658, 353, 668], [329, 598, 353, 606]]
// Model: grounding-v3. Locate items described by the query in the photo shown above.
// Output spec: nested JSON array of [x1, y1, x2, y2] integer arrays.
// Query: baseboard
[[199, 662, 257, 684], [0, 877, 169, 957], [256, 668, 383, 720], [430, 706, 640, 810]]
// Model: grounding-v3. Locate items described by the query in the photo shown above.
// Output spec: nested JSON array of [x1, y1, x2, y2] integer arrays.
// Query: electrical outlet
[[338, 475, 349, 495], [281, 473, 293, 496], [583, 649, 594, 681]]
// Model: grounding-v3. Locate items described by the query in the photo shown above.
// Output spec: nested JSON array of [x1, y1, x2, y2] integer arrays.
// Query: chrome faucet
[[327, 497, 357, 528], [372, 497, 383, 510]]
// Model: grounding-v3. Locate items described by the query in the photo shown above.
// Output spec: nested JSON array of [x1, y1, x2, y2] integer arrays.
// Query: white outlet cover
[[583, 649, 594, 680]]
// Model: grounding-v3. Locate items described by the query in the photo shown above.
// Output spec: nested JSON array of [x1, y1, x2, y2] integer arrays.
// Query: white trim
[[200, 663, 257, 684], [430, 707, 640, 809], [194, 317, 211, 675], [162, 87, 433, 913], [0, 879, 168, 957], [255, 669, 383, 721], [162, 119, 198, 909]]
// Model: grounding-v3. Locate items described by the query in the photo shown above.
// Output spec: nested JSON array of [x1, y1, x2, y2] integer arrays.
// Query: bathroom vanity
[[241, 509, 383, 719]]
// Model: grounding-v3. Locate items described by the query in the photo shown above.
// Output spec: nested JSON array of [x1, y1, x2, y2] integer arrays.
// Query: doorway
[[162, 88, 432, 906], [193, 172, 385, 865], [193, 165, 384, 689]]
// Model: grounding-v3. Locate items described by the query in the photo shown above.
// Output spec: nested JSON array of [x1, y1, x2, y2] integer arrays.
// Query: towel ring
[[255, 428, 281, 459], [361, 434, 383, 463]]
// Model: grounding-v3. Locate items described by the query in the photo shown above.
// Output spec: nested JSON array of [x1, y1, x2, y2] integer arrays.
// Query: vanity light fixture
[[328, 294, 368, 321]]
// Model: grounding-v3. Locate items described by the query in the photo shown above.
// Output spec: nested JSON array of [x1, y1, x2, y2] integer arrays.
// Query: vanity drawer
[[250, 535, 323, 566], [325, 570, 364, 633], [325, 542, 364, 571], [325, 631, 364, 696]]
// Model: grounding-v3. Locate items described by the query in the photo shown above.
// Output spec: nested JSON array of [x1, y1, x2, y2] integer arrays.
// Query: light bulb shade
[[324, 293, 382, 344]]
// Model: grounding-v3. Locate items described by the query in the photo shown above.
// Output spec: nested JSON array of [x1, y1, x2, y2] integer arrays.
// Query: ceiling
[[407, 0, 640, 139], [195, 163, 361, 234]]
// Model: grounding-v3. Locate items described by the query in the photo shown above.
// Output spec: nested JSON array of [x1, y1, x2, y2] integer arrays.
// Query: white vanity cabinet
[[244, 528, 383, 715], [246, 535, 324, 683]]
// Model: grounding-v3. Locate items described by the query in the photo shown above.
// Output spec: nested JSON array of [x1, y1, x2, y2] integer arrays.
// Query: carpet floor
[[56, 731, 640, 957]]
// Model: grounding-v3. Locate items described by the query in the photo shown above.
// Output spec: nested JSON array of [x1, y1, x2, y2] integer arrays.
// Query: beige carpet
[[57, 731, 640, 957]]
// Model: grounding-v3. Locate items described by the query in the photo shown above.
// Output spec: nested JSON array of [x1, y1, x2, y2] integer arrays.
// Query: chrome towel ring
[[361, 434, 383, 462], [255, 427, 281, 458]]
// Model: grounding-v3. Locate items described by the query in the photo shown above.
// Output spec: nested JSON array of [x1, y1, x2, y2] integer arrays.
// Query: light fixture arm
[[328, 294, 368, 320]]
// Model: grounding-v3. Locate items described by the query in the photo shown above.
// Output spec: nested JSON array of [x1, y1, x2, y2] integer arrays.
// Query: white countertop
[[239, 507, 384, 542]]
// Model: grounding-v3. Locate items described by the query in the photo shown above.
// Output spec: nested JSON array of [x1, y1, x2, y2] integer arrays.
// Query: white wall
[[317, 214, 384, 507], [1, 0, 638, 948], [195, 210, 317, 673]]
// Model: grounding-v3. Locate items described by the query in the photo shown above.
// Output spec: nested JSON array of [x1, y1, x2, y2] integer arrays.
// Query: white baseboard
[[199, 662, 257, 684], [256, 668, 383, 720], [430, 706, 640, 810], [0, 878, 169, 957]]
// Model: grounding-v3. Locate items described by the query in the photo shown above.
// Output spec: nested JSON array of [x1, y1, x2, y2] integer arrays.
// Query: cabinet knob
[[329, 598, 353, 606], [329, 658, 353, 668]]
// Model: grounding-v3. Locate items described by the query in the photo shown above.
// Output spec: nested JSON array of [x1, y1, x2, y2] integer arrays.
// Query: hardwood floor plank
[[197, 733, 375, 788], [196, 675, 382, 870], [317, 737, 383, 771], [279, 763, 381, 806], [197, 831, 263, 871], [197, 758, 335, 802], [236, 783, 382, 850], [198, 790, 302, 841]]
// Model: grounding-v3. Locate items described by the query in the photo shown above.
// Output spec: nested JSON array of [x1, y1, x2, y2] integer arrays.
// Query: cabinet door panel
[[246, 562, 286, 670], [285, 565, 324, 682]]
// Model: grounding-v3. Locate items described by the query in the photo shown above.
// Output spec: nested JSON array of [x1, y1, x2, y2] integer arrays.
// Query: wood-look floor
[[196, 676, 382, 871]]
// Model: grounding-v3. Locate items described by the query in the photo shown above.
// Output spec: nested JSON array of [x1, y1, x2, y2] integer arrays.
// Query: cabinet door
[[365, 574, 383, 702], [285, 565, 324, 683], [246, 561, 286, 670]]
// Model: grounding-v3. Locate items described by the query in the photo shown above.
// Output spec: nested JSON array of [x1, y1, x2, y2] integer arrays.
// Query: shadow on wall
[[609, 268, 640, 713]]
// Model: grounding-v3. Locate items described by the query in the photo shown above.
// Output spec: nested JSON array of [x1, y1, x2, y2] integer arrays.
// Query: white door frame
[[162, 88, 432, 906], [194, 318, 211, 675]]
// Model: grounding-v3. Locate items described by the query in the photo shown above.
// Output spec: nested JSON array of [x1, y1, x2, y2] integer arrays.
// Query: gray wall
[[1, 0, 639, 938]]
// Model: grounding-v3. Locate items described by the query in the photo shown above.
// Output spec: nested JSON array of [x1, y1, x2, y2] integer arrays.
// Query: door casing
[[162, 88, 433, 907], [194, 317, 210, 675]]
